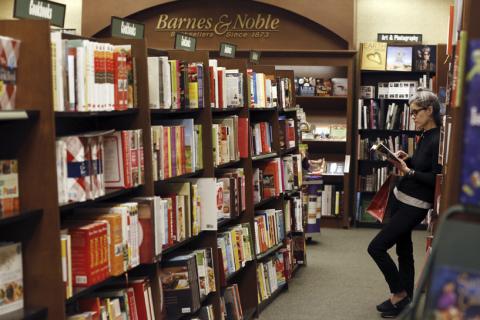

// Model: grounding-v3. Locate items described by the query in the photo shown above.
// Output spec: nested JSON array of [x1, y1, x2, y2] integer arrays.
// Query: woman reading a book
[[368, 88, 442, 318]]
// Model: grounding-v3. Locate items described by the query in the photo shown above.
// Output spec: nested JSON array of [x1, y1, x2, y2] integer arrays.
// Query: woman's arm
[[409, 136, 442, 188]]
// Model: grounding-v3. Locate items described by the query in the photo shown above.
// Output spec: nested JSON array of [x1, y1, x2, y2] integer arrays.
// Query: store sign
[[220, 43, 236, 58], [249, 51, 261, 63], [174, 33, 196, 51], [14, 0, 66, 27], [156, 13, 280, 39], [377, 33, 423, 43], [111, 17, 145, 39]]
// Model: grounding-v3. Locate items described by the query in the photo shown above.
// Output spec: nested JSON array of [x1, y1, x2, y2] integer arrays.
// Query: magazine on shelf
[[370, 143, 401, 163]]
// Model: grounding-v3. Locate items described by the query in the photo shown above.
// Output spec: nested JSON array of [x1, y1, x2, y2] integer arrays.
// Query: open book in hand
[[370, 143, 401, 163]]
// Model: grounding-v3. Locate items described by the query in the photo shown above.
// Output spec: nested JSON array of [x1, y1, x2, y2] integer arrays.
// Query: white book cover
[[75, 44, 87, 111], [185, 178, 218, 231], [208, 59, 218, 108], [51, 31, 65, 111], [147, 57, 160, 109], [0, 243, 23, 315], [159, 56, 171, 109]]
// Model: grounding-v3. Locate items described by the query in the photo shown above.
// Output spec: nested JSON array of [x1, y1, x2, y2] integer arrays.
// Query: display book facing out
[[0, 19, 308, 320], [286, 58, 354, 228], [356, 40, 446, 225]]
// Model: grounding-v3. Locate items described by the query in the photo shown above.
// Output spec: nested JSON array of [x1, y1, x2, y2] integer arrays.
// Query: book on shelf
[[370, 142, 401, 164], [331, 78, 348, 96], [251, 122, 273, 156], [294, 77, 316, 97], [414, 45, 436, 72], [360, 86, 375, 99], [247, 69, 277, 108], [282, 154, 303, 191], [315, 185, 343, 217], [277, 76, 293, 109], [216, 168, 246, 219], [0, 160, 19, 217], [358, 167, 392, 193], [180, 178, 220, 231], [355, 192, 377, 223], [0, 242, 23, 316], [222, 284, 243, 320], [358, 136, 416, 161], [50, 33, 136, 112], [278, 116, 296, 150], [386, 46, 413, 72], [357, 99, 416, 131], [254, 209, 284, 255], [148, 57, 204, 110], [0, 35, 20, 110], [314, 78, 332, 97], [217, 223, 254, 280], [212, 116, 240, 166], [284, 195, 303, 233], [190, 304, 215, 320], [292, 235, 306, 265], [257, 252, 286, 303], [208, 59, 244, 109], [360, 42, 387, 71], [193, 248, 217, 300], [160, 253, 202, 319]]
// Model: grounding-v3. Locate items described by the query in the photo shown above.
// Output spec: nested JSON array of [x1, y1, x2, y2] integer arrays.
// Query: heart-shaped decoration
[[366, 51, 382, 65]]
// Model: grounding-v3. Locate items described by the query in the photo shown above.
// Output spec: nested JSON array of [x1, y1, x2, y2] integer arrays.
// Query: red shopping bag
[[366, 175, 396, 223]]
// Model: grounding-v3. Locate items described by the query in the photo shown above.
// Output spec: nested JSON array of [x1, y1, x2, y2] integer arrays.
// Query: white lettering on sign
[[224, 46, 232, 54], [29, 0, 52, 19], [252, 52, 258, 60], [121, 21, 137, 36], [181, 36, 192, 48]]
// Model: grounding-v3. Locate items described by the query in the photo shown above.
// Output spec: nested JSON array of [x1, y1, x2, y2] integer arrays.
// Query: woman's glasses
[[410, 107, 426, 117]]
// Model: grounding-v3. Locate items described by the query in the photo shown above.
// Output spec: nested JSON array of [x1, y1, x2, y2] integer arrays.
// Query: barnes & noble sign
[[156, 14, 280, 39]]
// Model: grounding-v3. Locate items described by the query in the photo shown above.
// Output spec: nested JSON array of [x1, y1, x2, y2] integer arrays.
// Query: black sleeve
[[412, 135, 442, 188]]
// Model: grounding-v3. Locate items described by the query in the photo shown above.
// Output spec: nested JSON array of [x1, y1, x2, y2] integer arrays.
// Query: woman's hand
[[388, 158, 411, 175], [395, 150, 409, 160]]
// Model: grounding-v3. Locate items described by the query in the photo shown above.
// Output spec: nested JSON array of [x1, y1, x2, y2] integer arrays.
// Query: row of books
[[284, 196, 304, 233], [246, 69, 277, 109], [307, 186, 344, 217], [147, 57, 204, 109], [277, 77, 294, 110], [212, 116, 249, 166], [217, 168, 247, 221], [278, 116, 296, 149], [253, 155, 303, 203], [358, 167, 391, 192], [151, 120, 203, 181], [208, 59, 244, 109], [217, 223, 254, 279], [251, 122, 273, 156], [257, 251, 287, 303], [355, 192, 377, 223], [160, 248, 216, 319], [294, 77, 348, 97], [0, 35, 20, 110], [358, 136, 416, 161], [360, 42, 436, 72], [220, 284, 243, 320], [254, 209, 285, 255], [56, 130, 144, 205], [0, 160, 19, 216], [67, 277, 157, 320], [358, 99, 416, 131], [50, 32, 136, 112], [302, 124, 347, 142]]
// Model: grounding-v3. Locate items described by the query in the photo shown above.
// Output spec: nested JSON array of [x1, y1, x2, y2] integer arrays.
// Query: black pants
[[367, 196, 428, 298]]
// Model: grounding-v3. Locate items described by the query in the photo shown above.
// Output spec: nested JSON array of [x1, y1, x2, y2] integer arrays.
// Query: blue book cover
[[386, 46, 413, 72], [426, 265, 480, 319], [460, 39, 480, 204]]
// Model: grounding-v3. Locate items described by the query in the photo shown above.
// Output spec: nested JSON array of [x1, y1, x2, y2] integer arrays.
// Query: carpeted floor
[[258, 228, 427, 320]]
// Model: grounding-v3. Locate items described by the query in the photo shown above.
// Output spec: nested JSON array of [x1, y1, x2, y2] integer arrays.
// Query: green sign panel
[[249, 51, 261, 63], [14, 0, 66, 27], [174, 33, 196, 52], [111, 17, 145, 40], [220, 43, 236, 58]]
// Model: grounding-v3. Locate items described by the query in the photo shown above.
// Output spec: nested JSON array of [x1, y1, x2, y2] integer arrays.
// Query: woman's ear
[[427, 105, 434, 116]]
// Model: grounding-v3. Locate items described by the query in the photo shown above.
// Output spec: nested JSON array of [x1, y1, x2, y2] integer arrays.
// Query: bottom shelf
[[244, 307, 257, 320], [356, 221, 428, 230], [0, 307, 48, 320], [257, 283, 288, 314]]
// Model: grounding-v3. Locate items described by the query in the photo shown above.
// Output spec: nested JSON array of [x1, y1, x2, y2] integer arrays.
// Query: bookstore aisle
[[259, 229, 427, 320]]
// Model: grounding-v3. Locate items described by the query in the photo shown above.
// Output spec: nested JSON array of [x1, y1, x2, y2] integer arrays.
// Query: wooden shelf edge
[[0, 209, 43, 228], [358, 129, 421, 135], [218, 214, 243, 229], [296, 96, 347, 100], [280, 146, 298, 155], [59, 186, 143, 212], [214, 160, 242, 170], [55, 109, 138, 118], [224, 260, 253, 286], [256, 242, 284, 261], [154, 170, 204, 184], [248, 107, 277, 112], [212, 107, 244, 114], [252, 153, 278, 161], [244, 308, 257, 320], [302, 139, 347, 143], [279, 108, 299, 113], [150, 108, 202, 115], [162, 232, 205, 256], [254, 196, 281, 208], [0, 110, 39, 121]]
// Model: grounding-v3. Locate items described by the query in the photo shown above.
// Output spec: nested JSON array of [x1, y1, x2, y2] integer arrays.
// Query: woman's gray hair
[[408, 88, 442, 127]]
